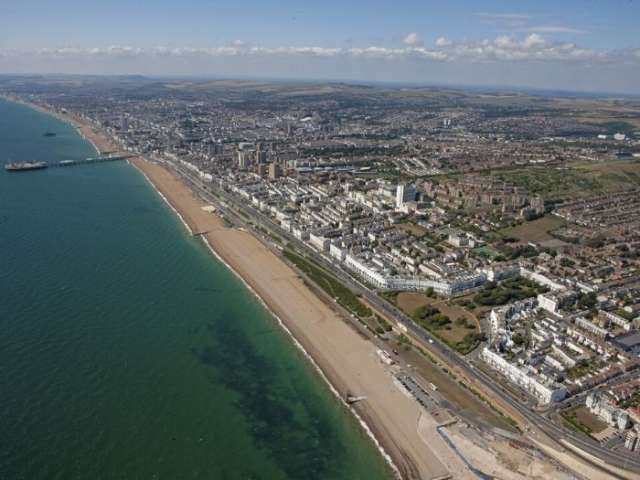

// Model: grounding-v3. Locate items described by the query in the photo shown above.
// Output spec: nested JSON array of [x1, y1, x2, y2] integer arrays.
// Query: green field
[[500, 215, 566, 243], [488, 160, 640, 203], [394, 292, 482, 354], [561, 406, 608, 436], [283, 249, 371, 318], [473, 277, 545, 307]]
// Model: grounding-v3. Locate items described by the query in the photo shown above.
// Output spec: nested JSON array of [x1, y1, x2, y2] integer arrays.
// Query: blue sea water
[[0, 99, 390, 480]]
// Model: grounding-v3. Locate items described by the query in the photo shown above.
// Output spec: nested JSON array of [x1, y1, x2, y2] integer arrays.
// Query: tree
[[560, 257, 575, 268], [578, 292, 597, 309]]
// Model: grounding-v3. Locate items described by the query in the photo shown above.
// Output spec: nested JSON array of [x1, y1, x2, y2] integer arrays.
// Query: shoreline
[[8, 96, 450, 480], [197, 233, 399, 477], [5, 95, 639, 480], [0, 94, 118, 156], [134, 161, 394, 471], [128, 159, 451, 480], [135, 159, 397, 473]]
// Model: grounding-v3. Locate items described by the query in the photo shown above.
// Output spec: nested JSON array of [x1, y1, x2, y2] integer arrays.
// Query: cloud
[[1, 35, 638, 70], [526, 25, 587, 34], [402, 32, 422, 46], [442, 35, 603, 62], [476, 13, 530, 21], [476, 12, 531, 28], [2, 38, 639, 94], [522, 33, 545, 49], [476, 13, 587, 36]]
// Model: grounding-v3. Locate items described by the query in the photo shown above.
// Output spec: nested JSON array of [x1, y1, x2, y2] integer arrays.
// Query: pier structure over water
[[52, 153, 134, 168], [4, 153, 135, 172]]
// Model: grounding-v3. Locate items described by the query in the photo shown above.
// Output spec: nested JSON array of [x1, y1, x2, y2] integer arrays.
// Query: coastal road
[[169, 161, 640, 478]]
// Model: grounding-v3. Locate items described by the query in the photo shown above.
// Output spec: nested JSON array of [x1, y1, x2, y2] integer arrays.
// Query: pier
[[52, 154, 134, 168], [4, 154, 134, 172]]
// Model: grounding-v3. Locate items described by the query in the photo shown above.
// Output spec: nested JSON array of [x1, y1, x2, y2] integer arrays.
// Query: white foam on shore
[[7, 98, 403, 476], [133, 165, 194, 236], [78, 130, 100, 156], [198, 235, 401, 480], [134, 161, 401, 479], [16, 95, 403, 478]]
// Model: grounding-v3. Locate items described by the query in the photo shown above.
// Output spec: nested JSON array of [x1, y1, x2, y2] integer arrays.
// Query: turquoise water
[[0, 99, 390, 479]]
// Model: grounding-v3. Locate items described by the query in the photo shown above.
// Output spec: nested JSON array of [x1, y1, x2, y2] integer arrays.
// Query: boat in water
[[43, 131, 57, 137], [4, 161, 48, 172]]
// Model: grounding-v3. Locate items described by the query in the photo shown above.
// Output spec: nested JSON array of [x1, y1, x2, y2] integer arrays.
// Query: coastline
[[198, 233, 398, 476], [127, 158, 450, 480], [133, 159, 398, 473], [8, 96, 450, 480], [0, 94, 117, 156], [5, 93, 640, 480]]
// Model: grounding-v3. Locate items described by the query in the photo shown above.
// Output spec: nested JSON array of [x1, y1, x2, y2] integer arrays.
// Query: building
[[483, 263, 520, 282], [537, 291, 576, 316], [396, 183, 416, 209], [237, 150, 249, 170], [255, 144, 268, 164], [268, 162, 281, 179], [489, 297, 538, 341], [447, 232, 470, 248], [586, 392, 632, 430], [481, 347, 567, 405], [309, 232, 330, 252], [575, 317, 609, 338], [612, 331, 640, 355]]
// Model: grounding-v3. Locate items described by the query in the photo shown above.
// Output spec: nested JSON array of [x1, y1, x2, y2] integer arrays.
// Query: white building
[[575, 317, 609, 338], [481, 347, 567, 404], [309, 232, 330, 252], [586, 392, 632, 430], [483, 263, 520, 282], [521, 267, 566, 291], [395, 183, 416, 209]]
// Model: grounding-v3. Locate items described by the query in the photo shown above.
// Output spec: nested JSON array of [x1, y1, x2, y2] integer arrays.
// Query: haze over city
[[1, 0, 640, 93], [3, 2, 640, 480]]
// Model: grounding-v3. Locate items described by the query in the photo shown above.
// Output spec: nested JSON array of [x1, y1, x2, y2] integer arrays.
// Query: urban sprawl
[[4, 76, 640, 474]]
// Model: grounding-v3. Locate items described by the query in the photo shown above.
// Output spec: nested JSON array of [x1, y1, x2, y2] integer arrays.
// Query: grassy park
[[394, 292, 483, 354], [283, 249, 371, 318]]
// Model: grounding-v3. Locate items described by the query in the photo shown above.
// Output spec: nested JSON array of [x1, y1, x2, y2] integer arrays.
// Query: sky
[[1, 0, 639, 94]]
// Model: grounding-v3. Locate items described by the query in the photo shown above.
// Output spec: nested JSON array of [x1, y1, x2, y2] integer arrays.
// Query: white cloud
[[523, 33, 545, 49], [476, 13, 530, 21], [495, 35, 517, 49], [2, 38, 639, 94], [475, 12, 530, 29], [2, 35, 638, 69], [526, 25, 587, 34], [402, 32, 422, 46]]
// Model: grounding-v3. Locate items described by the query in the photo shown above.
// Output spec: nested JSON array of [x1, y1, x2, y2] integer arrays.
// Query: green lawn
[[500, 215, 566, 243], [283, 249, 371, 318], [473, 277, 545, 307]]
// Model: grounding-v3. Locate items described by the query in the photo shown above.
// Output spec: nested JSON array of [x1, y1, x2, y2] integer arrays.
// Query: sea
[[0, 98, 391, 480]]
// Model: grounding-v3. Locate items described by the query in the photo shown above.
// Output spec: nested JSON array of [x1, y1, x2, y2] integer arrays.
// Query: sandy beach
[[1, 95, 453, 478], [130, 158, 454, 480], [9, 96, 622, 480]]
